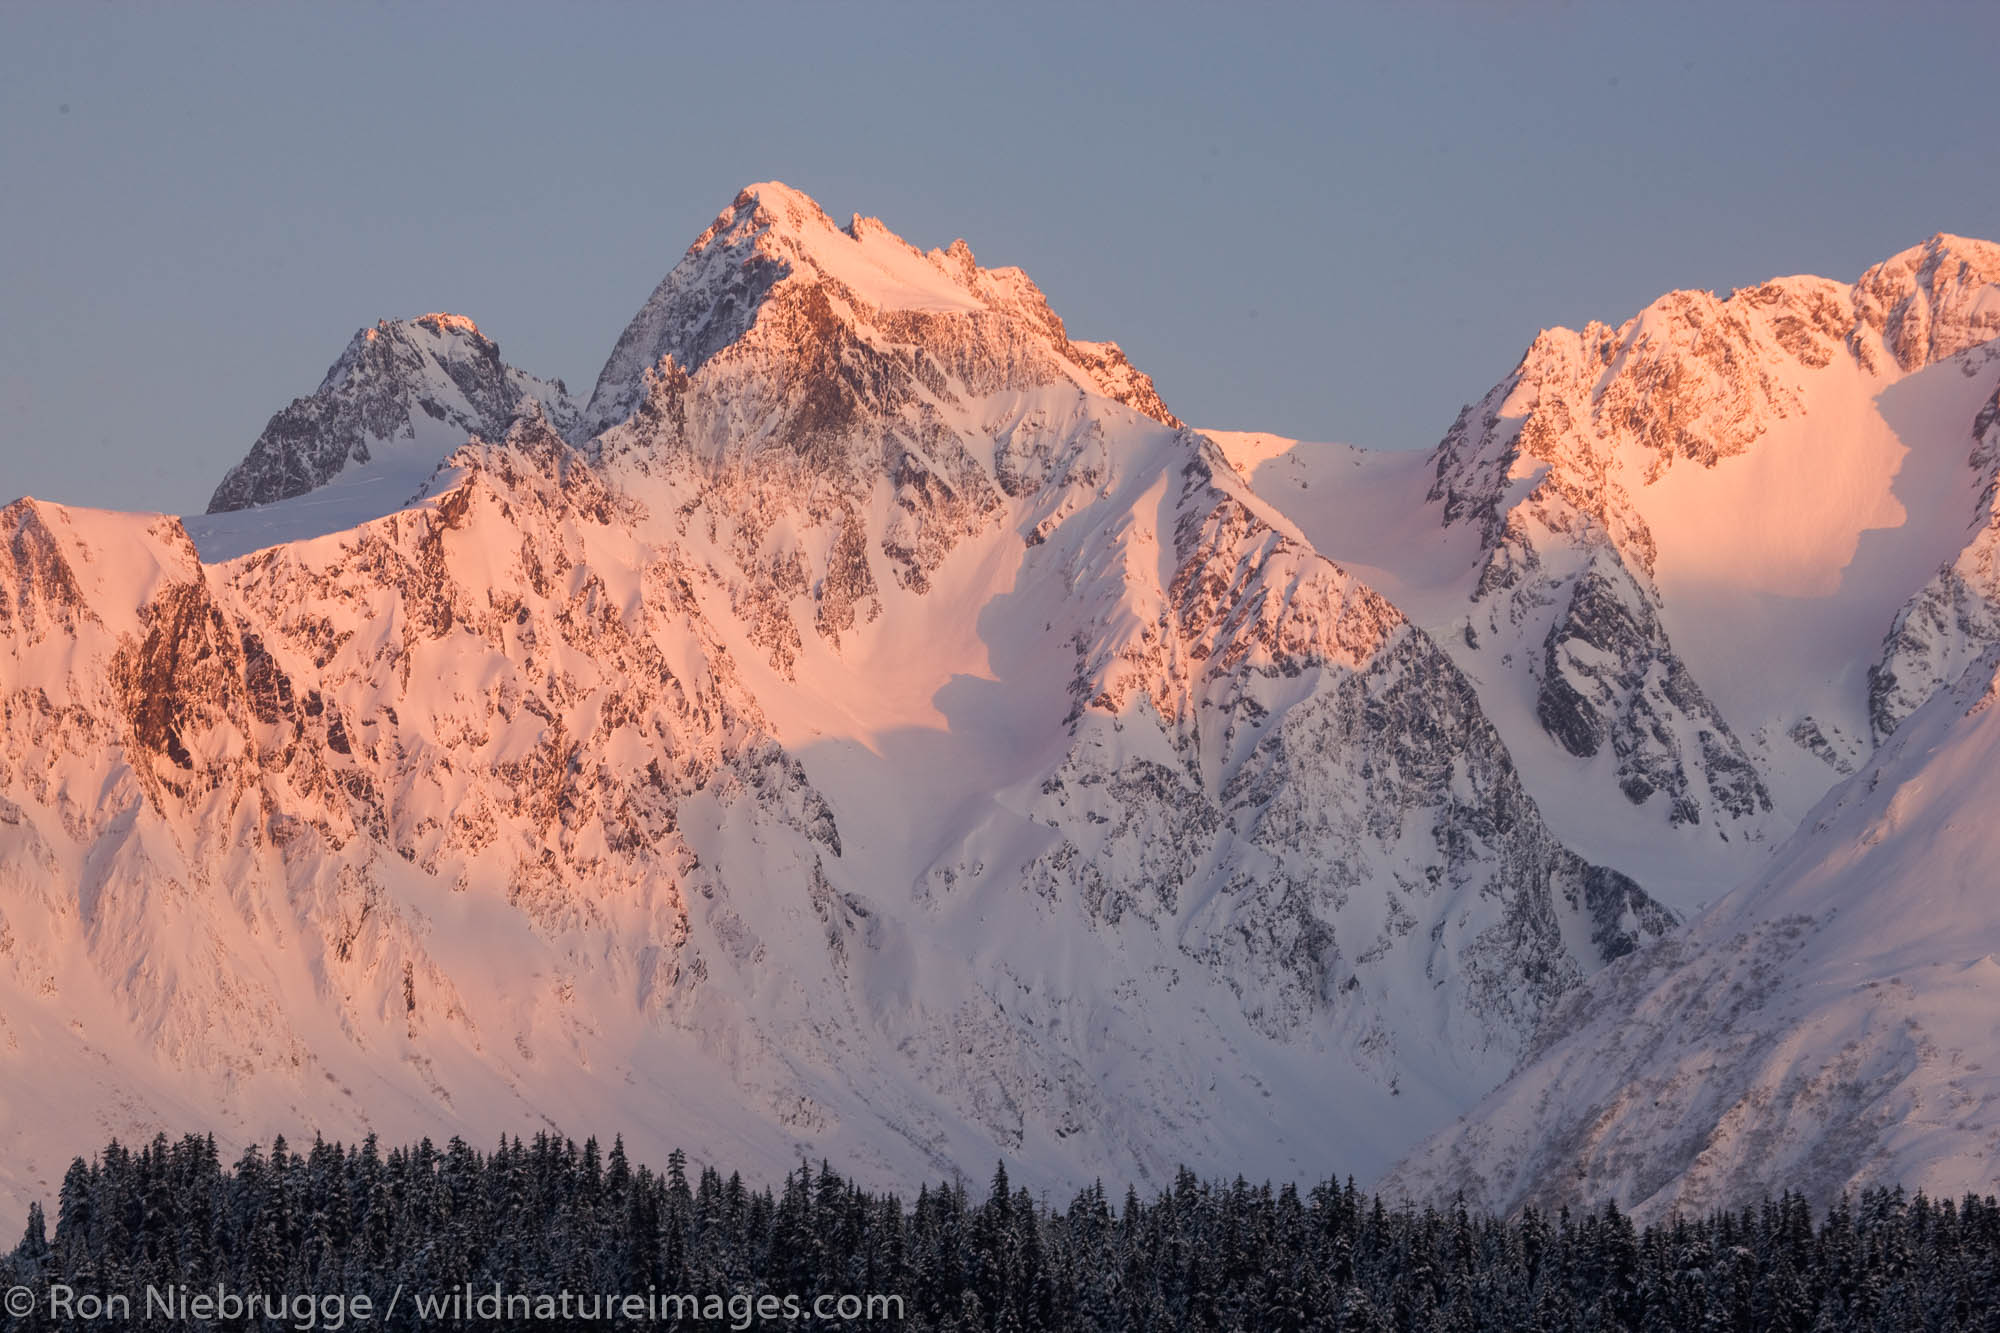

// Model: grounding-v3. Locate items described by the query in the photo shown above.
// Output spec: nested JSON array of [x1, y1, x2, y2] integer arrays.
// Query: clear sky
[[4, 2, 1998, 514]]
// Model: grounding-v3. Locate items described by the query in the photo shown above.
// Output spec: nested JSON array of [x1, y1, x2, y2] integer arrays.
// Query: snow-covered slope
[[1383, 640, 2000, 1219], [192, 313, 578, 559], [0, 184, 1667, 1218], [1215, 234, 2000, 909]]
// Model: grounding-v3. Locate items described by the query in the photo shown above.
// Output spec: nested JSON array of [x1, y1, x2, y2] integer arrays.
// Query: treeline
[[4, 1132, 2000, 1330]]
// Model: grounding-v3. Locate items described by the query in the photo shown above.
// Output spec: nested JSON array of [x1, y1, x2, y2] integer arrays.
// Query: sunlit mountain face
[[2, 183, 1998, 1218]]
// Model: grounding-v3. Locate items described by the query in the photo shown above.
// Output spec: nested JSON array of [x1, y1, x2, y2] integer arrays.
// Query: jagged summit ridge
[[1433, 231, 2000, 534], [1425, 238, 2000, 851], [206, 312, 579, 514], [569, 181, 1202, 670], [581, 181, 1180, 438]]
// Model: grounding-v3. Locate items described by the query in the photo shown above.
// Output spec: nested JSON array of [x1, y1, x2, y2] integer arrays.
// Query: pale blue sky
[[4, 2, 1997, 514]]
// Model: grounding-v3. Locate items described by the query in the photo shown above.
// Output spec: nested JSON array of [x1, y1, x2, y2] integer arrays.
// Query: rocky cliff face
[[582, 184, 1181, 441], [1850, 232, 2000, 374], [0, 183, 1671, 1213], [206, 313, 579, 513]]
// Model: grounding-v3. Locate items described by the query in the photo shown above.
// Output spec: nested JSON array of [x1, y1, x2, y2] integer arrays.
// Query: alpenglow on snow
[[1, 185, 1998, 1219]]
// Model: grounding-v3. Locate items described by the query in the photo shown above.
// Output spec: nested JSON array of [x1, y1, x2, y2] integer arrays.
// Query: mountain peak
[[352, 311, 490, 361], [202, 313, 577, 522], [702, 182, 959, 279], [1914, 230, 2000, 266], [701, 180, 992, 315], [405, 311, 483, 338], [583, 182, 1181, 436], [718, 178, 832, 231], [1853, 232, 2000, 371]]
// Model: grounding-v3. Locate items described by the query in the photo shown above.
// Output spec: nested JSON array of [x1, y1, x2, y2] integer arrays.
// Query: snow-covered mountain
[[192, 313, 578, 561], [0, 183, 1670, 1217], [1216, 233, 2000, 909], [6, 184, 2000, 1222], [1320, 236, 2000, 1216]]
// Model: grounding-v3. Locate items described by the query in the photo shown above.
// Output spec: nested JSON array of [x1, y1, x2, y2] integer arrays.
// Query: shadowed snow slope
[[1384, 642, 2000, 1219]]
